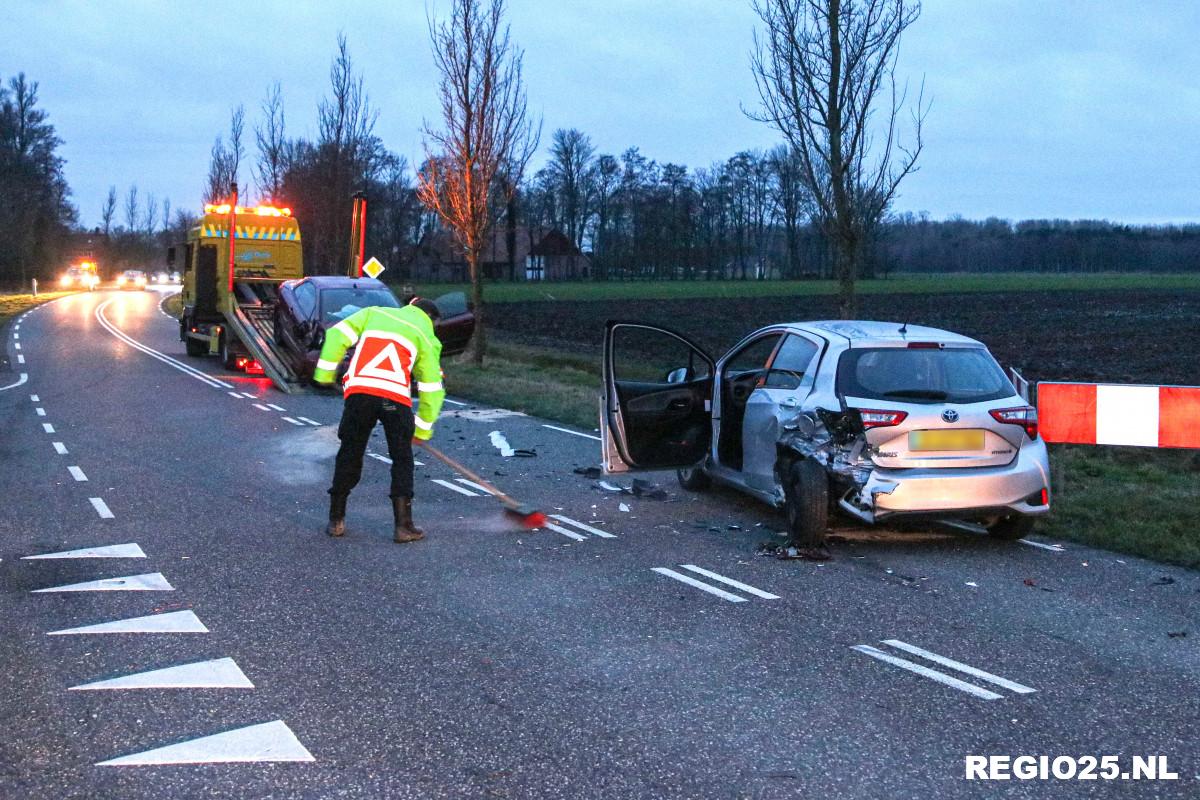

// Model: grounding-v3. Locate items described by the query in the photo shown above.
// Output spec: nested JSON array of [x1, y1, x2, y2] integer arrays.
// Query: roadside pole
[[31, 278, 38, 297]]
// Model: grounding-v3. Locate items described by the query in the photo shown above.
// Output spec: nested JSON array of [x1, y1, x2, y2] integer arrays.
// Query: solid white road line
[[48, 609, 208, 635], [455, 478, 496, 495], [52, 441, 68, 454], [71, 657, 254, 691], [678, 565, 779, 599], [42, 422, 54, 433], [33, 572, 173, 593], [542, 424, 602, 441], [24, 543, 145, 560], [96, 720, 314, 766], [35, 407, 45, 416], [851, 645, 1004, 700], [68, 466, 88, 482], [298, 417, 321, 426], [880, 639, 1036, 694], [89, 497, 114, 518], [443, 398, 468, 406], [652, 567, 748, 603], [253, 403, 270, 411], [1019, 539, 1065, 552], [550, 515, 616, 538], [431, 479, 479, 497], [267, 403, 285, 411], [544, 522, 587, 541], [95, 300, 232, 389], [0, 372, 29, 391]]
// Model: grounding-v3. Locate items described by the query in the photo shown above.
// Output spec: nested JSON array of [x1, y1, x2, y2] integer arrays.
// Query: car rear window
[[320, 288, 400, 324], [837, 347, 1014, 404]]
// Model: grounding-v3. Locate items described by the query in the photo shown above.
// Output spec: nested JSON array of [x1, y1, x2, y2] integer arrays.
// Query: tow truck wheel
[[987, 514, 1034, 541], [785, 459, 828, 546], [677, 465, 711, 491], [183, 318, 206, 357]]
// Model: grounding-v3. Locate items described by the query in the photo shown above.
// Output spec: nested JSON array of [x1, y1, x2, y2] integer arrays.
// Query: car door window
[[723, 334, 781, 383], [763, 335, 819, 390], [294, 283, 318, 321]]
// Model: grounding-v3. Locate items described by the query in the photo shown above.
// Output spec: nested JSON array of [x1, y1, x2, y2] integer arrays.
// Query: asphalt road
[[1, 288, 1197, 799]]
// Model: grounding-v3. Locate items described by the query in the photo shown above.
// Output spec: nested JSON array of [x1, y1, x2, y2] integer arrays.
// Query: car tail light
[[991, 406, 1038, 440], [245, 359, 264, 375], [858, 409, 908, 429], [906, 342, 943, 349]]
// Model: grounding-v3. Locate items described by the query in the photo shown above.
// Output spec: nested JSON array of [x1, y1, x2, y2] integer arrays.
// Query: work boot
[[393, 497, 425, 543], [326, 493, 348, 538]]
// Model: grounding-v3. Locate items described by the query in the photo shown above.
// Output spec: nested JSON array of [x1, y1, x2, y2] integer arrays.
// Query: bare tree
[[100, 186, 117, 237], [204, 106, 246, 204], [545, 128, 597, 249], [142, 192, 158, 238], [254, 82, 288, 202], [418, 0, 540, 365], [750, 0, 927, 317], [228, 105, 245, 189], [123, 184, 139, 232]]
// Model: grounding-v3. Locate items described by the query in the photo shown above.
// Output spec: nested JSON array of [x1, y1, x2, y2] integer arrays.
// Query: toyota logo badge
[[942, 409, 960, 423]]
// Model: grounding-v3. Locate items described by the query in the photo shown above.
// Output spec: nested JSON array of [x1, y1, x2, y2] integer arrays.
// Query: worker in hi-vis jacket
[[313, 297, 445, 543]]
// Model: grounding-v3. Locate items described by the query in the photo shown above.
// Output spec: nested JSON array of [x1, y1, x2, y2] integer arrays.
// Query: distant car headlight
[[60, 275, 72, 286], [116, 276, 126, 284]]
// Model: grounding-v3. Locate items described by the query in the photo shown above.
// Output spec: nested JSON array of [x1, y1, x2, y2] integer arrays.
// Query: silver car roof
[[790, 320, 983, 347]]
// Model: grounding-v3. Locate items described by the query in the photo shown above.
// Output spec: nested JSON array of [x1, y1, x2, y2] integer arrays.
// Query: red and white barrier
[[1038, 382, 1200, 448]]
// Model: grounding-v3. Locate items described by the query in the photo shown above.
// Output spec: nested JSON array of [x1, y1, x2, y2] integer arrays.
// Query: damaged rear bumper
[[841, 441, 1051, 524]]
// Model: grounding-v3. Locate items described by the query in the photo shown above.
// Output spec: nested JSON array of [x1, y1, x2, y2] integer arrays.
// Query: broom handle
[[416, 441, 512, 503]]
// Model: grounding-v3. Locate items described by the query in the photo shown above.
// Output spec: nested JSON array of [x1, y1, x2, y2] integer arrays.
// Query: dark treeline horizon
[[6, 56, 1200, 289]]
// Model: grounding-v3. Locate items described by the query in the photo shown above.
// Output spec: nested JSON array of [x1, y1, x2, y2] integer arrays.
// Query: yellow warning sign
[[363, 257, 385, 279]]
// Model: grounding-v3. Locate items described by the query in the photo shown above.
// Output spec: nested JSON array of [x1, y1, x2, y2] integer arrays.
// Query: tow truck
[[173, 185, 372, 395], [174, 186, 309, 392], [60, 261, 100, 290]]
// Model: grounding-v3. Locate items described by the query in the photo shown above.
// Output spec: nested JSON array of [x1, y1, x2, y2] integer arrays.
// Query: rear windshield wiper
[[881, 389, 949, 400]]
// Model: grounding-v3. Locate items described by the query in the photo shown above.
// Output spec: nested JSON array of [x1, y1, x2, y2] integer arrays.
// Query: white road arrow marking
[[48, 610, 208, 635], [33, 572, 173, 593], [96, 720, 314, 766], [24, 543, 145, 560], [71, 657, 253, 691]]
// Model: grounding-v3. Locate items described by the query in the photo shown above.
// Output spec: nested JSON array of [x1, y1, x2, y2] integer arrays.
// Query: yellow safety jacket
[[313, 305, 445, 440]]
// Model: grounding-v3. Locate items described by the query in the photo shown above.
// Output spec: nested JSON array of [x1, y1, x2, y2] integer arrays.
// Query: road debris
[[1167, 631, 1188, 638], [1151, 576, 1176, 586], [755, 542, 831, 561], [593, 478, 668, 499], [619, 503, 630, 513], [573, 466, 602, 478], [489, 431, 516, 457]]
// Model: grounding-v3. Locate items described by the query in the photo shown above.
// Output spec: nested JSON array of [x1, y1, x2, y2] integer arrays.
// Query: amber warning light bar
[[204, 203, 291, 217]]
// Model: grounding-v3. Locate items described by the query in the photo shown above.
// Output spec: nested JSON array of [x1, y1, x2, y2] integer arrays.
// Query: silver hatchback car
[[601, 320, 1050, 547]]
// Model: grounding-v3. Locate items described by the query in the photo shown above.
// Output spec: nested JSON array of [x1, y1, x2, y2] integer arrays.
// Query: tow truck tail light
[[990, 406, 1039, 440], [858, 409, 909, 429]]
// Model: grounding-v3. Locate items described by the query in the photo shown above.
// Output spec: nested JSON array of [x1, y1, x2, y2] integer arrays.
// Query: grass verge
[[162, 292, 183, 319], [1044, 446, 1200, 568], [449, 339, 1200, 568], [0, 291, 79, 329], [410, 272, 1200, 304]]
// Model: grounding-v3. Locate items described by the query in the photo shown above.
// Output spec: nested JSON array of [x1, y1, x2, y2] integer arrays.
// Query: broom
[[416, 441, 547, 528]]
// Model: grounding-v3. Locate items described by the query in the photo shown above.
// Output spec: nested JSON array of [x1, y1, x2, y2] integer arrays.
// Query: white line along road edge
[[95, 299, 232, 389], [0, 372, 28, 392]]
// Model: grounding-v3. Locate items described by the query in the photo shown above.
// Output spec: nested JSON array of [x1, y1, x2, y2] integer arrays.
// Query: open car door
[[602, 321, 715, 474]]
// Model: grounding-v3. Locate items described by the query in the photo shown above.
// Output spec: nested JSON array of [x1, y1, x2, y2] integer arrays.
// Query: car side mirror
[[665, 367, 691, 384]]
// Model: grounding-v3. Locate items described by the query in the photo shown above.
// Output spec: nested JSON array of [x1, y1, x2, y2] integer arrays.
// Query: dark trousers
[[330, 394, 416, 499]]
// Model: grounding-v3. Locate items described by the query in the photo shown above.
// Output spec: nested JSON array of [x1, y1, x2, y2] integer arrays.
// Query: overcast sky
[[8, 0, 1200, 228]]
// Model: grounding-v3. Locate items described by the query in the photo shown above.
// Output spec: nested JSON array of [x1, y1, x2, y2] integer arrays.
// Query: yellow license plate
[[909, 429, 985, 451]]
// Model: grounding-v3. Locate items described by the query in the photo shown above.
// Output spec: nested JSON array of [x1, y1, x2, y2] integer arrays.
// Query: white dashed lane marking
[[652, 567, 747, 602], [253, 403, 270, 411], [30, 394, 38, 401], [17, 354, 24, 363], [851, 639, 1036, 701], [542, 424, 600, 443], [89, 497, 114, 519], [266, 403, 285, 411], [297, 417, 322, 426], [227, 391, 242, 399], [68, 466, 88, 482], [677, 564, 780, 599], [545, 523, 587, 541], [455, 478, 495, 495], [550, 515, 616, 539], [35, 407, 45, 416], [42, 422, 54, 433], [281, 416, 305, 426], [52, 441, 67, 455], [431, 479, 480, 497]]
